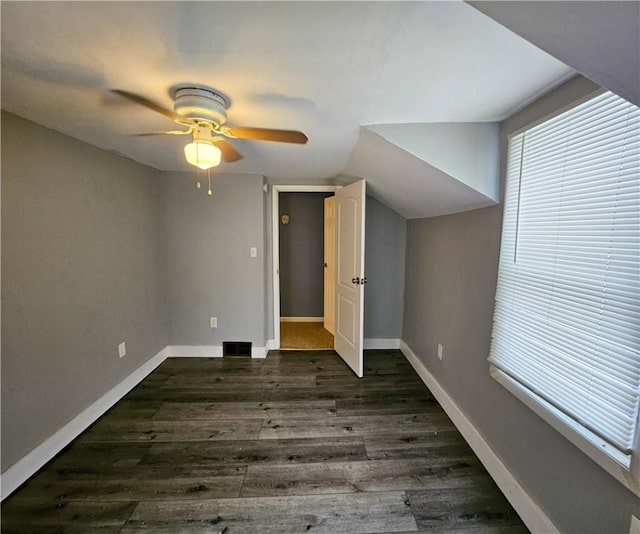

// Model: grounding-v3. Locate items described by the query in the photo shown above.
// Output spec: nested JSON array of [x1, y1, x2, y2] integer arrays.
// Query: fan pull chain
[[208, 168, 213, 196], [196, 166, 202, 189]]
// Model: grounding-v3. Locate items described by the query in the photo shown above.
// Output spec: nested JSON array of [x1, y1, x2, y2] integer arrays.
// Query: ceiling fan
[[111, 85, 308, 169]]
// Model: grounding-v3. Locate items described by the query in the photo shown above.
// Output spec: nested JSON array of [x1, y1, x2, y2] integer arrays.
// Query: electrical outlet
[[118, 342, 126, 359], [437, 343, 444, 360], [210, 317, 217, 328]]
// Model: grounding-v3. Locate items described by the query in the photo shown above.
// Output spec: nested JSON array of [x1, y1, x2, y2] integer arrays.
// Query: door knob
[[322, 262, 328, 268], [362, 277, 368, 284], [352, 277, 360, 285]]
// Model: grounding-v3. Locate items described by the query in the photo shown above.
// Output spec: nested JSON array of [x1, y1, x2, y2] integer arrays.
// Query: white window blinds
[[489, 91, 640, 457]]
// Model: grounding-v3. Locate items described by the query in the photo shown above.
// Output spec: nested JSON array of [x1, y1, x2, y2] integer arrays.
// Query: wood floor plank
[[259, 412, 457, 440], [2, 350, 527, 533], [279, 384, 432, 402], [139, 437, 367, 467], [80, 419, 263, 442], [316, 374, 425, 389], [124, 387, 291, 403], [336, 394, 438, 416], [260, 353, 352, 377], [407, 483, 526, 531], [423, 527, 529, 533], [152, 400, 336, 420], [159, 358, 264, 372], [102, 400, 164, 420], [124, 383, 429, 404], [241, 457, 484, 497], [20, 465, 246, 501], [121, 522, 227, 533], [128, 491, 419, 533], [364, 431, 474, 460], [163, 374, 315, 389], [0, 498, 135, 532], [28, 442, 152, 473], [158, 357, 262, 370]]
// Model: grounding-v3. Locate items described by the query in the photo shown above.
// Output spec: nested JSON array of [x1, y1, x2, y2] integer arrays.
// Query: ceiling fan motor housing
[[174, 87, 229, 126]]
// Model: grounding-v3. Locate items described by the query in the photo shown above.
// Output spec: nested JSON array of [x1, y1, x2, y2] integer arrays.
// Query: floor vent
[[223, 341, 252, 357]]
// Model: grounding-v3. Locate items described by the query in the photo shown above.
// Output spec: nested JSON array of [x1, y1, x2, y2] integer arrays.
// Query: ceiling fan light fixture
[[184, 140, 222, 170]]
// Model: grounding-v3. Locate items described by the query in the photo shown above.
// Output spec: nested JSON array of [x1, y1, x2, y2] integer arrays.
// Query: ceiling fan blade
[[225, 126, 308, 144], [111, 89, 183, 123], [133, 130, 191, 136], [214, 139, 243, 162]]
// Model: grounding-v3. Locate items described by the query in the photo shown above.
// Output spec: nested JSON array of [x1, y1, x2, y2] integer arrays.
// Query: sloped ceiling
[[8, 2, 635, 219], [1, 1, 571, 193], [468, 1, 640, 106], [346, 128, 496, 219]]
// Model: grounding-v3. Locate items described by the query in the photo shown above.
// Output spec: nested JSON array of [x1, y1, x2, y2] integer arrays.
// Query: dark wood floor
[[1, 350, 528, 533]]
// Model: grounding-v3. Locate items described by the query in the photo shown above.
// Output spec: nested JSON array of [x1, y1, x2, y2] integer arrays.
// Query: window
[[489, 90, 640, 489]]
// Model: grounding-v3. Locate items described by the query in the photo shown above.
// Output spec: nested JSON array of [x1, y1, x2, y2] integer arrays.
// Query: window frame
[[491, 88, 640, 496]]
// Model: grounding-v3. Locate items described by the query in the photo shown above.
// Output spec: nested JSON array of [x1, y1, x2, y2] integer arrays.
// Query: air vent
[[223, 341, 252, 358]]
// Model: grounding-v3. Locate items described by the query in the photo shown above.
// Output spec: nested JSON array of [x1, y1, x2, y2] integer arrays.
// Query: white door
[[334, 180, 366, 378], [323, 196, 336, 335]]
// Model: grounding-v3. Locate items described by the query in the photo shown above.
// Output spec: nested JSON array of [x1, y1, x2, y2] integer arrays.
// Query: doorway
[[271, 185, 338, 350]]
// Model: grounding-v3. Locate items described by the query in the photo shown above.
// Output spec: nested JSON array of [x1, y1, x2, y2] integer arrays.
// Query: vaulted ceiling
[[469, 1, 640, 108], [1, 1, 636, 218]]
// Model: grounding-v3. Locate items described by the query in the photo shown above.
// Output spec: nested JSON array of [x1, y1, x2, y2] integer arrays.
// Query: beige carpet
[[280, 321, 334, 350]]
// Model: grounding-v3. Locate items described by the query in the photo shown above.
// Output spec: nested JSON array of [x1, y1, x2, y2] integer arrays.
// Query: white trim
[[400, 340, 559, 534], [271, 184, 341, 352], [166, 345, 270, 359], [251, 346, 268, 359], [280, 317, 324, 323], [166, 345, 223, 358], [272, 187, 281, 349], [0, 346, 169, 501], [0, 340, 278, 500], [273, 185, 340, 193], [363, 338, 401, 350], [265, 339, 277, 352], [491, 366, 640, 497]]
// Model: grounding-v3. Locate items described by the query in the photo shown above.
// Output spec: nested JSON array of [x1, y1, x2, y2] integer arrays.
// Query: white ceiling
[[346, 128, 496, 219], [1, 1, 572, 183]]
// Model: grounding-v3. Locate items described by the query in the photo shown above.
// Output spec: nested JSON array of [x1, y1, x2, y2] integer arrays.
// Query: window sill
[[490, 365, 640, 497]]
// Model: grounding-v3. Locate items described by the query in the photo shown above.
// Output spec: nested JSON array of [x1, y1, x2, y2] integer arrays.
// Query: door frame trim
[[271, 185, 340, 350]]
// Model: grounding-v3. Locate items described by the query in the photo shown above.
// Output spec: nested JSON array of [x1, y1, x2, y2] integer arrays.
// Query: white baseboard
[[166, 345, 223, 358], [0, 346, 169, 501], [363, 338, 401, 350], [166, 345, 269, 359], [265, 339, 277, 351], [399, 340, 558, 534], [0, 340, 278, 500], [251, 346, 268, 359], [280, 317, 324, 322]]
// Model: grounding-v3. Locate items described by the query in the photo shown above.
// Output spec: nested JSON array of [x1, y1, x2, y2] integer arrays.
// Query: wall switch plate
[[250, 247, 258, 258], [210, 317, 217, 328], [118, 342, 126, 358], [437, 343, 444, 360]]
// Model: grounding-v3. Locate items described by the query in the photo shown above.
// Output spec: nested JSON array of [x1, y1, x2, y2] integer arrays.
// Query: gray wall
[[365, 195, 406, 339], [401, 76, 640, 533], [1, 111, 169, 470], [279, 192, 332, 317], [162, 171, 266, 346]]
